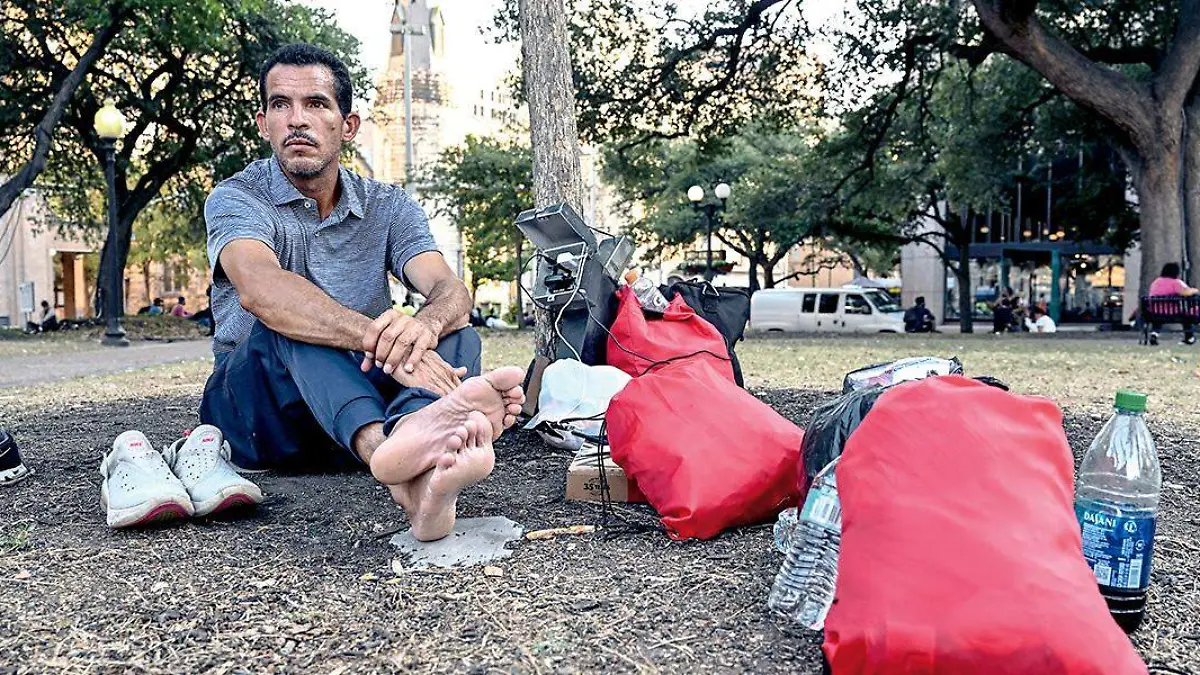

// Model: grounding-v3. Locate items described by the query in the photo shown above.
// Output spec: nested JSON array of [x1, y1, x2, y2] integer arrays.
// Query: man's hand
[[362, 310, 443, 375], [386, 350, 468, 396]]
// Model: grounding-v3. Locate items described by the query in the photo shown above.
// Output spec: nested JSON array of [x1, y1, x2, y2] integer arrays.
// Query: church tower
[[372, 0, 448, 187]]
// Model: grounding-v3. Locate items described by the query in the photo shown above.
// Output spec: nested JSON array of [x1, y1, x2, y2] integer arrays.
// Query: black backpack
[[658, 281, 751, 387]]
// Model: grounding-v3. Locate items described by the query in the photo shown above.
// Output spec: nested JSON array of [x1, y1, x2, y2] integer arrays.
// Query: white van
[[749, 287, 906, 333]]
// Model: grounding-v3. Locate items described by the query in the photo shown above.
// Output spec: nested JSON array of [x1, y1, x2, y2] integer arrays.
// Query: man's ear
[[342, 111, 361, 142], [255, 110, 269, 141]]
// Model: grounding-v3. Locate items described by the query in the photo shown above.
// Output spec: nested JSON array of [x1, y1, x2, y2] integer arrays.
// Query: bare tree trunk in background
[[956, 244, 973, 334], [519, 0, 587, 359]]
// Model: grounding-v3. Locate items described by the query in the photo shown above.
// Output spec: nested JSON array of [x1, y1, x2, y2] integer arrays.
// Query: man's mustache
[[283, 131, 318, 147]]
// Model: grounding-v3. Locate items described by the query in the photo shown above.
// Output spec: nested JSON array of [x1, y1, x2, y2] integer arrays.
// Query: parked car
[[749, 286, 905, 333]]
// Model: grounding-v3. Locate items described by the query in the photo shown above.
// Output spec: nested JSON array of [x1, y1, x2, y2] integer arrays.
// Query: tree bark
[[1121, 145, 1186, 294], [1185, 95, 1200, 286], [957, 243, 973, 334], [519, 0, 586, 358], [514, 237, 525, 323], [763, 263, 776, 288], [0, 5, 125, 219]]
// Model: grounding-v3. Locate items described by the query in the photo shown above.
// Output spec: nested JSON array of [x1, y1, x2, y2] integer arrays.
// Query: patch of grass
[[1, 523, 33, 554], [737, 334, 1200, 425]]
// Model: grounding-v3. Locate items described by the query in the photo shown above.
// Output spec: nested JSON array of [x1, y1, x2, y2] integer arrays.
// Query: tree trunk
[[514, 237, 525, 324], [519, 0, 586, 359], [142, 260, 151, 307], [0, 6, 124, 219], [747, 258, 759, 293], [1185, 97, 1200, 287], [763, 263, 776, 288], [957, 243, 973, 334], [1122, 146, 1187, 295]]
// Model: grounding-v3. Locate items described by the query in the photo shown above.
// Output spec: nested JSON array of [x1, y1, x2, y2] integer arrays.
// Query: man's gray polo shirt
[[204, 158, 439, 354]]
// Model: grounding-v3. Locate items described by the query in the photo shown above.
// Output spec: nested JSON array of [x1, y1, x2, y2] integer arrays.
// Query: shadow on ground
[[1, 389, 1197, 673]]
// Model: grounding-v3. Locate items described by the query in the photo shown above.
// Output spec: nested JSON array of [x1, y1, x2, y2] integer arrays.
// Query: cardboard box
[[565, 442, 646, 504]]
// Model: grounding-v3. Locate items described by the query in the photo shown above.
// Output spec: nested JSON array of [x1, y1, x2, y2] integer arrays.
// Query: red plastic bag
[[606, 359, 804, 540], [606, 285, 735, 382], [824, 376, 1146, 675]]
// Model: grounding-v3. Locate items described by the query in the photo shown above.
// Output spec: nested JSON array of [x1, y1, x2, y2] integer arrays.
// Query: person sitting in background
[[903, 296, 936, 333], [148, 298, 165, 315], [188, 285, 215, 336], [468, 307, 486, 328], [992, 298, 1014, 334], [27, 300, 59, 333], [1026, 306, 1057, 333], [1148, 262, 1198, 346], [171, 296, 190, 318]]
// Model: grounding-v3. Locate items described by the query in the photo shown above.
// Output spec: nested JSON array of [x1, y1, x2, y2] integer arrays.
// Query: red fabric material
[[824, 376, 1146, 675], [606, 359, 804, 540], [606, 285, 735, 382]]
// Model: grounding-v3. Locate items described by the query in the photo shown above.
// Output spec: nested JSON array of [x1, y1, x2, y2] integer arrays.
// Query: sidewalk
[[0, 339, 212, 388]]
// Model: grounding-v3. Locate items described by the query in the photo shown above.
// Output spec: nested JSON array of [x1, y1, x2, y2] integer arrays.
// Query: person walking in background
[[1148, 262, 1197, 346]]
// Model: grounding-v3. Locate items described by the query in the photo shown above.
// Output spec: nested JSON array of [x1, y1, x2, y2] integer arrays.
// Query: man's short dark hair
[[1161, 262, 1181, 279], [259, 43, 353, 117], [915, 296, 926, 305]]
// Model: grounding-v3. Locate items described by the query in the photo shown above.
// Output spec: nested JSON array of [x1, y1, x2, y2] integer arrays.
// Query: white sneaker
[[163, 425, 263, 517], [100, 431, 195, 528]]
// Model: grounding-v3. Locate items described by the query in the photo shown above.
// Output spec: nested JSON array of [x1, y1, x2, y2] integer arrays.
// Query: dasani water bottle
[[1074, 389, 1161, 633]]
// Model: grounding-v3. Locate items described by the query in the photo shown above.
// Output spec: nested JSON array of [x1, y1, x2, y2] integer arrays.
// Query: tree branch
[[0, 3, 126, 218], [971, 0, 1156, 151], [1152, 0, 1200, 112]]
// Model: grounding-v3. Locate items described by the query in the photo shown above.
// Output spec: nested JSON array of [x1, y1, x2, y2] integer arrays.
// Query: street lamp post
[[94, 98, 128, 347], [687, 182, 731, 281]]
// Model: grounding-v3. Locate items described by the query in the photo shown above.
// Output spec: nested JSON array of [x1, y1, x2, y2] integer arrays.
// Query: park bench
[[1138, 295, 1200, 345]]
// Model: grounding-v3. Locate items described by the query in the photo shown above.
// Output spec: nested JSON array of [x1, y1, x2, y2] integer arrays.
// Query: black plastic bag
[[659, 281, 750, 387], [799, 386, 886, 497]]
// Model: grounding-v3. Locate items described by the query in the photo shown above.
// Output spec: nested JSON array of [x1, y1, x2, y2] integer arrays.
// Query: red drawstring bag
[[606, 359, 804, 540], [606, 286, 735, 382], [824, 376, 1146, 675]]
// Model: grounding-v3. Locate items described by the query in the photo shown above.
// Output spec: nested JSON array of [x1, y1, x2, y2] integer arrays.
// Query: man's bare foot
[[370, 366, 524, 485], [391, 410, 495, 542]]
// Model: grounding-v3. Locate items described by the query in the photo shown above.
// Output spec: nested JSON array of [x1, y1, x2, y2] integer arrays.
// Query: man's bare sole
[[369, 366, 525, 486], [389, 410, 496, 542]]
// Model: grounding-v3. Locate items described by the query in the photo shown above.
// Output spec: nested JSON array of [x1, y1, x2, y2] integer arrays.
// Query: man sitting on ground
[[188, 44, 522, 541], [903, 296, 936, 333], [1026, 306, 1058, 333]]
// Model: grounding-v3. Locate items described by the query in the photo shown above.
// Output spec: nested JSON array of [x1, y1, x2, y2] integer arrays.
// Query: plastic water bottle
[[772, 506, 799, 554], [768, 458, 841, 630], [1075, 390, 1161, 633]]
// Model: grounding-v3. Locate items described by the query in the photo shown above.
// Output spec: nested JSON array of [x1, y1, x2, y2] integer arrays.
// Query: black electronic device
[[514, 203, 635, 363]]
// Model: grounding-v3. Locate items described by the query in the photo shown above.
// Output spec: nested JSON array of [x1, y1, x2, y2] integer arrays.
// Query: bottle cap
[[1114, 389, 1147, 413]]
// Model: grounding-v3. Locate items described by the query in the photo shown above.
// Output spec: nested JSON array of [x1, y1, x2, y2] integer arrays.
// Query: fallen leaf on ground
[[483, 566, 504, 577], [360, 573, 378, 581], [13, 570, 30, 580], [525, 525, 596, 540]]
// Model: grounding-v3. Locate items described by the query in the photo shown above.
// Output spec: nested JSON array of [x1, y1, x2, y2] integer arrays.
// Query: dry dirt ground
[[1, 332, 1198, 674]]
